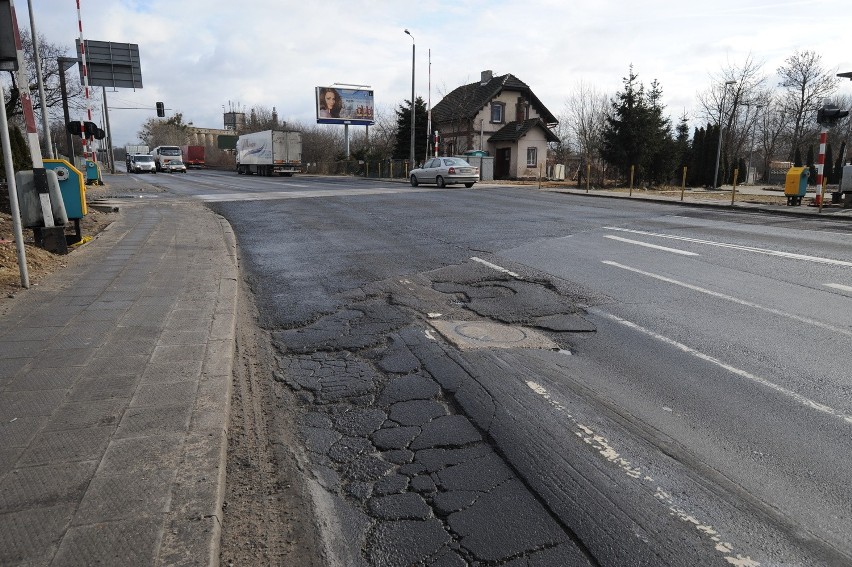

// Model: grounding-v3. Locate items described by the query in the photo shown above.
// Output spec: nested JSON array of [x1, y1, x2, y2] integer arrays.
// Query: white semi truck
[[235, 130, 302, 176], [152, 145, 183, 172]]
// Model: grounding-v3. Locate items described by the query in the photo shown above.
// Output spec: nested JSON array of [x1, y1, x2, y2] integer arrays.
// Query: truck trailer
[[235, 130, 302, 176], [125, 144, 149, 169], [181, 145, 205, 168]]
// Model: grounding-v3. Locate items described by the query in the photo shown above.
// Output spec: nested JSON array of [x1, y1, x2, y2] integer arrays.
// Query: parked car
[[130, 154, 156, 174], [162, 159, 187, 173], [410, 157, 479, 188]]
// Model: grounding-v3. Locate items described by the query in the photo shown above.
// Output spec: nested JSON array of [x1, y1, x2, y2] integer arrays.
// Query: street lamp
[[404, 29, 415, 167], [713, 80, 736, 188]]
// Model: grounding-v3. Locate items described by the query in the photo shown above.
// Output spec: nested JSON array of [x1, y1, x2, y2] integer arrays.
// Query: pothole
[[429, 320, 558, 351]]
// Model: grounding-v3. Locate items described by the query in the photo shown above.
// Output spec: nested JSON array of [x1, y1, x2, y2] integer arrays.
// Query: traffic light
[[67, 121, 99, 138], [84, 121, 99, 138], [156, 101, 164, 117], [66, 121, 84, 137], [817, 104, 850, 126]]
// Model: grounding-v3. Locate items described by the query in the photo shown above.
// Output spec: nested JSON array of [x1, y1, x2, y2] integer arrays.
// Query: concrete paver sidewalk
[[0, 197, 237, 566]]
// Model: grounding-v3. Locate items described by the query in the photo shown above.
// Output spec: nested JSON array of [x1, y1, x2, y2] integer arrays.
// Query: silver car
[[162, 159, 187, 173], [410, 157, 479, 188]]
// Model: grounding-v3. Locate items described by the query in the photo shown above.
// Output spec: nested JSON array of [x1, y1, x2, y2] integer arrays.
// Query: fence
[[303, 159, 416, 179]]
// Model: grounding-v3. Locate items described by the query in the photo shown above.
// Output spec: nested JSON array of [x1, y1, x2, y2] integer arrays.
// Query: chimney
[[481, 70, 493, 85]]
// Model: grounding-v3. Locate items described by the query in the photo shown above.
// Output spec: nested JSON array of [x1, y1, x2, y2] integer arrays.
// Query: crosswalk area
[[195, 185, 438, 202]]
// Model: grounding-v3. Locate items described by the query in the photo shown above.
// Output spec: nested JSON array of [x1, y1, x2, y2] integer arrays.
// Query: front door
[[495, 148, 511, 179]]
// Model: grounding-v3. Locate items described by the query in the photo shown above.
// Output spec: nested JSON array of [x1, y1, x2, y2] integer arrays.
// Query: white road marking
[[825, 283, 852, 293], [470, 257, 522, 278], [602, 261, 852, 338], [526, 380, 758, 565], [603, 235, 699, 256], [603, 227, 852, 267], [591, 309, 852, 426]]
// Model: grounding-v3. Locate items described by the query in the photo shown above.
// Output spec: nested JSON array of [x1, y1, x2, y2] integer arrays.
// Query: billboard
[[76, 40, 143, 89], [316, 86, 374, 125]]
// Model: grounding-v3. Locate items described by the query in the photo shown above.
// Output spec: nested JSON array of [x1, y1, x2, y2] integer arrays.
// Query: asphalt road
[[141, 169, 852, 566]]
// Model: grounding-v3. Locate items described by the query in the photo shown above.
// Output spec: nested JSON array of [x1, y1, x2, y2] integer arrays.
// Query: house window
[[526, 147, 537, 167], [490, 102, 505, 124]]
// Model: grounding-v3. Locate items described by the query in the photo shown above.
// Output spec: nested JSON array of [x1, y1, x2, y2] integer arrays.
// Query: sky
[[16, 0, 852, 148]]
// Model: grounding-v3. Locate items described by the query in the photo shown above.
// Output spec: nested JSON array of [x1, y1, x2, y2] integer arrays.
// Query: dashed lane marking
[[603, 227, 852, 267], [825, 283, 852, 293], [603, 235, 699, 256], [470, 257, 522, 278], [602, 261, 852, 338], [591, 309, 852, 426]]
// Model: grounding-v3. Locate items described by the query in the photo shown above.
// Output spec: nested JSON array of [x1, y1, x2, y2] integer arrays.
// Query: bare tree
[[296, 123, 345, 172], [240, 105, 284, 133], [697, 54, 770, 183], [349, 103, 396, 161], [777, 50, 838, 160], [138, 113, 189, 147], [561, 81, 608, 183], [2, 31, 84, 123], [755, 96, 793, 181]]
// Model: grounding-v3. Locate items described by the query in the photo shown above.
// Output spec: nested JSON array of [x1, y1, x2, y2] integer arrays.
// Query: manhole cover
[[429, 320, 557, 351]]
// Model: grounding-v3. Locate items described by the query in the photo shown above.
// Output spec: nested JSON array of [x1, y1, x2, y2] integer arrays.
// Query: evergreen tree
[[824, 143, 834, 184], [674, 114, 691, 179], [0, 126, 32, 181], [601, 66, 648, 182], [806, 145, 816, 185], [834, 141, 846, 185], [644, 80, 676, 185], [601, 67, 676, 186], [702, 124, 720, 187], [688, 124, 722, 187], [392, 96, 428, 162], [687, 126, 705, 186], [793, 147, 803, 167]]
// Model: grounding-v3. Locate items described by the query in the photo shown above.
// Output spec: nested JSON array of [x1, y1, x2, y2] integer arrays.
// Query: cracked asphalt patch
[[271, 260, 597, 565]]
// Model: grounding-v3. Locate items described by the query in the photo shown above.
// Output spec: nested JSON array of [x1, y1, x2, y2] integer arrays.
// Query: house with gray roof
[[431, 70, 559, 179]]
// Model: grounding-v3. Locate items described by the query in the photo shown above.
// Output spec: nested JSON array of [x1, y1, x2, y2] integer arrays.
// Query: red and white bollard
[[815, 128, 827, 205], [76, 0, 95, 166]]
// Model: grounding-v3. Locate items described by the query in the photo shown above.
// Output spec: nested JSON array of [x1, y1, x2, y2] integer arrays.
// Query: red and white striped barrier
[[9, 0, 53, 226], [815, 128, 827, 204], [76, 0, 94, 162]]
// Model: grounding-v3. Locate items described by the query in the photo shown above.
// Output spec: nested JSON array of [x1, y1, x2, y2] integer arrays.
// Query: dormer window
[[490, 102, 505, 124]]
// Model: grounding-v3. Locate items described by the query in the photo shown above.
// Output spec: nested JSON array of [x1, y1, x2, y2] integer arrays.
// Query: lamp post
[[404, 29, 415, 168], [713, 80, 736, 188]]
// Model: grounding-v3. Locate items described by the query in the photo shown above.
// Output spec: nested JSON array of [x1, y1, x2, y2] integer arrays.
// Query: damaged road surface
[[207, 176, 852, 566]]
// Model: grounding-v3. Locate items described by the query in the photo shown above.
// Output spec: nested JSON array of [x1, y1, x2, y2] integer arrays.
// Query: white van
[[130, 154, 156, 174]]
